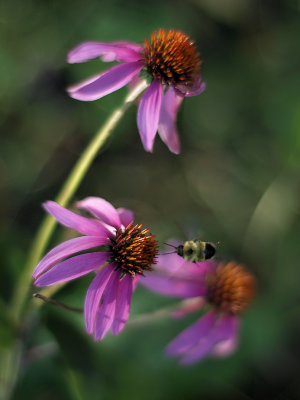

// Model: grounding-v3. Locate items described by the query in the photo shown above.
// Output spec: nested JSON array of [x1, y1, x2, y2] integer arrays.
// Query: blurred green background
[[1, 0, 300, 399]]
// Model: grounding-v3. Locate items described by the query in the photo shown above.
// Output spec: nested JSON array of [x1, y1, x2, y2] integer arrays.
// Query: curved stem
[[32, 293, 83, 313], [11, 80, 148, 323]]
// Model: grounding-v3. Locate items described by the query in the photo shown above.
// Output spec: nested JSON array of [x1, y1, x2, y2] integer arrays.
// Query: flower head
[[141, 251, 256, 365], [67, 29, 205, 154], [32, 197, 158, 340]]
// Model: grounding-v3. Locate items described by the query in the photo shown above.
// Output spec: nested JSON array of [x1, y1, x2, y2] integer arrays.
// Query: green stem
[[11, 79, 148, 323]]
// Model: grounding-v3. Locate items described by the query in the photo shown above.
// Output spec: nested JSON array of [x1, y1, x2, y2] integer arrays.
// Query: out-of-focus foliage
[[0, 0, 300, 399]]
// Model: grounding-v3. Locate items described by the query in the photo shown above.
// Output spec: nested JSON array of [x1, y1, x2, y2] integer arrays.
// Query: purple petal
[[68, 61, 143, 101], [184, 80, 206, 97], [76, 197, 121, 229], [68, 41, 143, 63], [166, 310, 216, 356], [117, 208, 134, 227], [180, 314, 237, 365], [32, 236, 109, 279], [84, 264, 115, 334], [43, 201, 110, 237], [94, 270, 121, 340], [211, 317, 239, 358], [157, 87, 183, 154], [176, 78, 206, 98], [132, 274, 140, 291], [113, 42, 143, 53], [154, 253, 186, 274], [35, 252, 110, 287], [137, 80, 162, 152], [140, 272, 206, 299], [171, 298, 206, 319], [155, 253, 216, 281], [111, 274, 133, 335]]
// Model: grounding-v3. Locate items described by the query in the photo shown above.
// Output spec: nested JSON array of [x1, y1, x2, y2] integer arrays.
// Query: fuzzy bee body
[[175, 240, 216, 263]]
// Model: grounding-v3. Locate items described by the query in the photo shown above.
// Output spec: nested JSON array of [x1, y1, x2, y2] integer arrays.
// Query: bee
[[165, 240, 217, 263]]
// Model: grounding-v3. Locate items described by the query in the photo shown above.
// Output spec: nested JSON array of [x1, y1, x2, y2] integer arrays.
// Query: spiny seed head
[[206, 262, 256, 315], [143, 29, 201, 87], [110, 222, 158, 276]]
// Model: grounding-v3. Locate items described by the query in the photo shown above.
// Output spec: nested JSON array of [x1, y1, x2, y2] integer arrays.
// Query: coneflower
[[33, 197, 158, 340], [141, 251, 256, 365], [67, 29, 205, 154]]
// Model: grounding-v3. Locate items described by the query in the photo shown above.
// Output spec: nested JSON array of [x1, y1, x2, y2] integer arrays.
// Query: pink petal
[[34, 252, 110, 287], [155, 253, 216, 281], [68, 41, 143, 63], [211, 317, 239, 358], [132, 274, 140, 291], [76, 197, 121, 229], [166, 310, 216, 356], [180, 314, 237, 365], [140, 272, 206, 299], [84, 264, 115, 334], [68, 61, 143, 101], [43, 201, 110, 237], [117, 208, 134, 227], [94, 270, 121, 340], [111, 274, 133, 335], [137, 80, 162, 152], [194, 260, 218, 275], [113, 41, 143, 53], [157, 87, 182, 154], [32, 236, 109, 279], [184, 80, 206, 97], [171, 298, 206, 319], [176, 78, 206, 98]]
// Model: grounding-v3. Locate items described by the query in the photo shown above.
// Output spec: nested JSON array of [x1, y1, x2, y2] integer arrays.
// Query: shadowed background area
[[0, 0, 300, 399]]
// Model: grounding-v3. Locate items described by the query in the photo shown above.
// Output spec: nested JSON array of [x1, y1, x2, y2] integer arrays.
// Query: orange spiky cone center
[[110, 222, 158, 276], [206, 262, 256, 315], [143, 29, 201, 86]]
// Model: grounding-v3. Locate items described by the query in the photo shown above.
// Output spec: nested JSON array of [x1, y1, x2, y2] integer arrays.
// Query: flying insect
[[165, 240, 217, 263]]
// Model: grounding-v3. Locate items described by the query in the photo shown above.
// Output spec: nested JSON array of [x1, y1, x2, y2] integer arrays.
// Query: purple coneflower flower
[[32, 197, 158, 340], [141, 253, 256, 365], [67, 29, 205, 154]]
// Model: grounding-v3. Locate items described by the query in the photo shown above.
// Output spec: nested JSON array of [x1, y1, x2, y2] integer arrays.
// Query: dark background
[[0, 0, 300, 399]]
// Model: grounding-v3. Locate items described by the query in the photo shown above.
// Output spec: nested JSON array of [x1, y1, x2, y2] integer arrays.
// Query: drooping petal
[[68, 41, 143, 64], [33, 236, 109, 279], [112, 41, 143, 53], [43, 201, 110, 237], [184, 80, 206, 97], [153, 252, 186, 275], [137, 80, 162, 152], [155, 253, 216, 281], [180, 314, 237, 365], [211, 317, 239, 358], [111, 274, 133, 335], [171, 298, 206, 319], [76, 197, 121, 229], [140, 272, 206, 299], [157, 87, 183, 154], [35, 252, 110, 287], [166, 310, 216, 356], [94, 270, 121, 340], [132, 274, 140, 291], [84, 264, 115, 334], [117, 208, 134, 227], [68, 61, 143, 101], [176, 78, 206, 98]]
